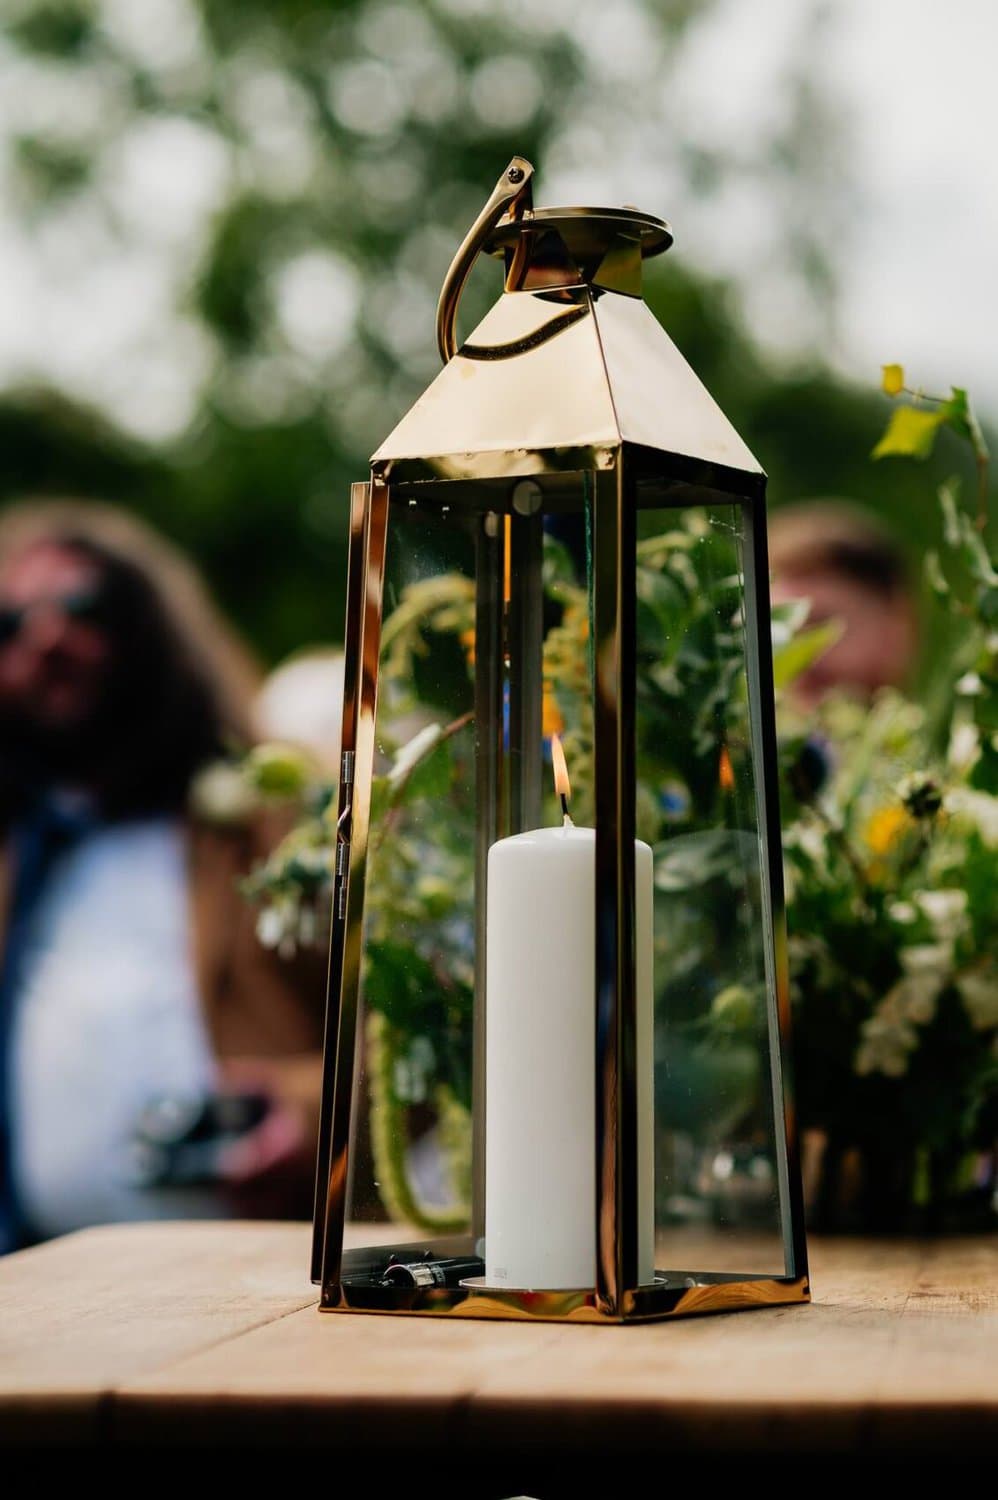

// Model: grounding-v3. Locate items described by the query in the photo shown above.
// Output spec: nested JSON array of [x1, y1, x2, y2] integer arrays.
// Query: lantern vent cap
[[485, 205, 673, 264]]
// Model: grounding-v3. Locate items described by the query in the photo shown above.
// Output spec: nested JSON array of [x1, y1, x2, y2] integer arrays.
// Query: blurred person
[[0, 500, 325, 1251], [768, 501, 918, 706]]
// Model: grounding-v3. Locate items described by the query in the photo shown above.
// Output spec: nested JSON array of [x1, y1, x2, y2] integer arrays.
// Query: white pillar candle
[[484, 822, 655, 1290]]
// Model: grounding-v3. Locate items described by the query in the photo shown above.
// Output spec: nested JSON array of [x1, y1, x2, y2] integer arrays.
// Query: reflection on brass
[[373, 280, 761, 482], [313, 158, 809, 1323], [323, 1272, 810, 1324], [318, 476, 389, 1292], [461, 302, 589, 361]]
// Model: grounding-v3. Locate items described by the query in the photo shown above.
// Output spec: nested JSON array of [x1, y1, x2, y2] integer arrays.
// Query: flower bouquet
[[779, 371, 997, 1229]]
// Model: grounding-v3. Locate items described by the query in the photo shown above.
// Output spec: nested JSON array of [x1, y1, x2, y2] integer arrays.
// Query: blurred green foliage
[[1, 0, 989, 669]]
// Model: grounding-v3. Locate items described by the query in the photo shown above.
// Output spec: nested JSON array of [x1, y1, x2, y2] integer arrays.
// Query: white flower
[[855, 1025, 913, 1078], [786, 822, 827, 863], [855, 1043, 907, 1078], [948, 721, 980, 773], [294, 847, 329, 878], [888, 901, 917, 925], [894, 975, 940, 1025], [256, 904, 290, 950], [956, 672, 983, 696], [854, 980, 931, 1078], [188, 762, 256, 824], [387, 724, 443, 787], [298, 906, 318, 948], [945, 787, 998, 847], [900, 942, 952, 974], [861, 950, 952, 1035], [913, 890, 968, 942], [957, 972, 998, 1031]]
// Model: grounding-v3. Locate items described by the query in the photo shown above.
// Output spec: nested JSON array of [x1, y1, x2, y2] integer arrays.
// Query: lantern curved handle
[[435, 156, 534, 365]]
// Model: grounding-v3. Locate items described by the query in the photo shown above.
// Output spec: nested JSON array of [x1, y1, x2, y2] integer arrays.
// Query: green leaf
[[404, 739, 452, 802], [244, 742, 314, 798], [654, 829, 757, 891], [542, 535, 582, 594], [872, 403, 946, 461], [978, 585, 998, 624], [939, 477, 998, 586], [942, 387, 990, 461], [369, 775, 392, 830], [772, 619, 844, 691], [771, 597, 813, 647], [924, 550, 949, 598], [939, 478, 963, 546], [364, 940, 440, 1031], [968, 741, 998, 795]]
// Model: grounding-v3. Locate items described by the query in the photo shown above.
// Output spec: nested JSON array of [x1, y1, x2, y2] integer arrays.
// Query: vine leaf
[[944, 387, 989, 461], [773, 619, 844, 691], [872, 386, 989, 466], [872, 404, 945, 461]]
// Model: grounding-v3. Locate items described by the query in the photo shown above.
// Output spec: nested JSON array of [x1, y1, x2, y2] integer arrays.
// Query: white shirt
[[10, 818, 220, 1236]]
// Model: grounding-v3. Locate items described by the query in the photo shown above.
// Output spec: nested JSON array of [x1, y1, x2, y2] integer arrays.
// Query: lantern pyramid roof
[[371, 283, 763, 486]]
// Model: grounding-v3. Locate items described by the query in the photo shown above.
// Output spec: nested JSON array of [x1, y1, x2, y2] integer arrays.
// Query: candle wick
[[560, 792, 571, 824]]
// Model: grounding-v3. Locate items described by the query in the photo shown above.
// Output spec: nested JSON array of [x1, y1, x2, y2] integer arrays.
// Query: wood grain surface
[[1, 1222, 995, 1461]]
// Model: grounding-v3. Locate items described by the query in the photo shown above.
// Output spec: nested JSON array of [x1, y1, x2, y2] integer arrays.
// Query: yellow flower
[[881, 363, 905, 397], [863, 804, 919, 881], [865, 804, 910, 855], [459, 627, 475, 668]]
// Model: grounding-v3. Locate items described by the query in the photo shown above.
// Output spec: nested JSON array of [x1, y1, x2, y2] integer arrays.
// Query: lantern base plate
[[459, 1273, 672, 1293]]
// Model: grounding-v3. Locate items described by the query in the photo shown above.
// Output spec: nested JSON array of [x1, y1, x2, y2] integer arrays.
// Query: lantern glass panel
[[344, 497, 477, 1239], [338, 478, 791, 1295], [636, 501, 789, 1278]]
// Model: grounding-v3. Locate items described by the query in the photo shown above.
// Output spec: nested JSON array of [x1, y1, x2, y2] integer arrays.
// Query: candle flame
[[718, 744, 735, 792], [551, 733, 571, 801]]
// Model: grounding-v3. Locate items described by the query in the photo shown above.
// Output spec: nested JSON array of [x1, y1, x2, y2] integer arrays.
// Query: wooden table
[[1, 1224, 995, 1469]]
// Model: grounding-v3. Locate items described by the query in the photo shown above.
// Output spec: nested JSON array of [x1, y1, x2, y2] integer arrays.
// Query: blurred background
[[2, 0, 995, 666]]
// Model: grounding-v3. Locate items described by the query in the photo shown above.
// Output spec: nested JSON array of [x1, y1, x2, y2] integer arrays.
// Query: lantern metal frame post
[[592, 452, 639, 1315], [316, 474, 391, 1296], [471, 509, 505, 1242], [310, 480, 368, 1282]]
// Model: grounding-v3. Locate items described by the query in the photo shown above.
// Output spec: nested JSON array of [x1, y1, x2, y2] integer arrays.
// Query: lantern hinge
[[335, 751, 355, 920]]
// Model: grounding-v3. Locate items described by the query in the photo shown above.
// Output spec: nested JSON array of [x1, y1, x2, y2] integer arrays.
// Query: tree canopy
[[0, 0, 975, 665]]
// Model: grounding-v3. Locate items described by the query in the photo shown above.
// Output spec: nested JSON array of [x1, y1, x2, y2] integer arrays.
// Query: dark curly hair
[[0, 500, 259, 822]]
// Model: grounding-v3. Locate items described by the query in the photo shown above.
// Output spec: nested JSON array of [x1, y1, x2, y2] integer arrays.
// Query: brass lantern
[[312, 158, 809, 1322]]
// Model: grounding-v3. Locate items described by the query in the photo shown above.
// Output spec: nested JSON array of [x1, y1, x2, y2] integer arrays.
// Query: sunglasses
[[0, 584, 110, 646]]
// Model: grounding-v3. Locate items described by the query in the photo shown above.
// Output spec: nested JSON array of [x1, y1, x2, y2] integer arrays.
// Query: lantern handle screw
[[435, 156, 534, 364]]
